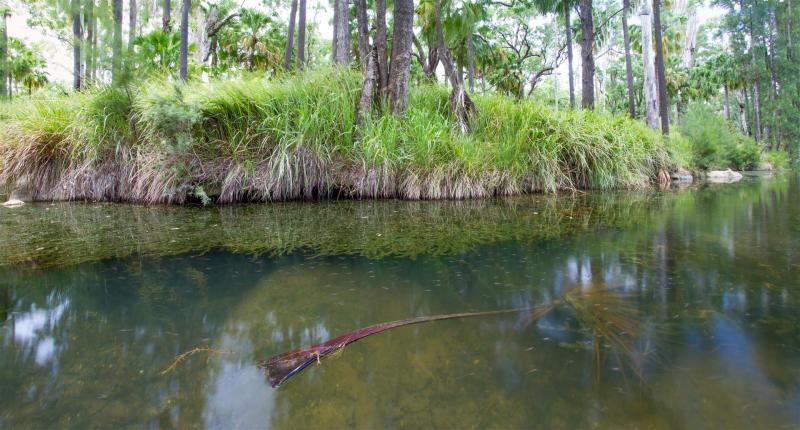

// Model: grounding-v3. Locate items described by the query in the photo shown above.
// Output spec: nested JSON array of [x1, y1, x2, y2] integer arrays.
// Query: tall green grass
[[0, 69, 669, 204]]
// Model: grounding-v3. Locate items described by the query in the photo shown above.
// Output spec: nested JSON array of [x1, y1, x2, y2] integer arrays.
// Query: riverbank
[[0, 69, 669, 204]]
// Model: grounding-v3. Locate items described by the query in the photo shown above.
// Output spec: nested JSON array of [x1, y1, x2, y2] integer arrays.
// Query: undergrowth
[[0, 69, 669, 204]]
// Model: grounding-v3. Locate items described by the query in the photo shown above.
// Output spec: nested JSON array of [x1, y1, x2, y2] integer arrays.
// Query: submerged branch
[[258, 304, 554, 388], [161, 346, 231, 375]]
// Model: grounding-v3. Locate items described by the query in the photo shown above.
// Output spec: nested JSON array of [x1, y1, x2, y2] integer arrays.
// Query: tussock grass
[[0, 69, 668, 204]]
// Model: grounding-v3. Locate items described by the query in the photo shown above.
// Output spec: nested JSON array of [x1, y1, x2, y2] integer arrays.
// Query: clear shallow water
[[1, 175, 799, 429]]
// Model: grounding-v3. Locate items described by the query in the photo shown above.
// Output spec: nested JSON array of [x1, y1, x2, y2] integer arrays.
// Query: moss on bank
[[0, 69, 668, 204]]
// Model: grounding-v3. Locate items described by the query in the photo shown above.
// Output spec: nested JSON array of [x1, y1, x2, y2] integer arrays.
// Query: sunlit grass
[[0, 68, 669, 203]]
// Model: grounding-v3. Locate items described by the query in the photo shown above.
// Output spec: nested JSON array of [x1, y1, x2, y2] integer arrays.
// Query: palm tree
[[652, 0, 668, 134], [621, 0, 635, 118], [71, 0, 82, 90], [1, 7, 9, 98], [178, 0, 190, 81], [239, 9, 271, 72]]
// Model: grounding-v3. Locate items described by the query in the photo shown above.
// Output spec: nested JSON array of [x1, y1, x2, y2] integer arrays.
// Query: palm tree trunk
[[84, 0, 94, 85], [163, 0, 171, 32], [333, 0, 350, 65], [433, 0, 476, 133], [129, 0, 137, 52], [564, 0, 575, 108], [112, 0, 123, 83], [747, 1, 762, 141], [375, 0, 389, 96], [640, 0, 659, 129], [622, 0, 635, 118], [296, 0, 306, 70], [284, 0, 298, 71], [387, 0, 414, 114], [579, 0, 595, 109], [72, 0, 82, 91], [1, 10, 8, 98], [356, 0, 369, 66], [653, 0, 669, 134], [179, 0, 190, 81], [467, 33, 475, 92]]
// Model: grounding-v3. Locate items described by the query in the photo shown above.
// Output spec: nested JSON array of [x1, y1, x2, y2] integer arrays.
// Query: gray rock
[[2, 199, 25, 208], [671, 168, 694, 182], [706, 169, 743, 183]]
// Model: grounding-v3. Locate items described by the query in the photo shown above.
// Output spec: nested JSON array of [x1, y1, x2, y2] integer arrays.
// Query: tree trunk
[[433, 0, 476, 133], [467, 33, 475, 92], [652, 0, 669, 134], [681, 4, 698, 67], [1, 10, 9, 97], [737, 88, 749, 135], [564, 0, 575, 108], [296, 0, 306, 70], [723, 85, 731, 121], [333, 0, 350, 65], [375, 0, 388, 95], [163, 0, 171, 32], [84, 0, 94, 84], [112, 0, 123, 83], [747, 1, 762, 141], [387, 0, 413, 114], [640, 0, 660, 129], [622, 0, 635, 118], [72, 0, 83, 90], [356, 0, 369, 66], [355, 47, 379, 132], [179, 0, 190, 81], [129, 0, 137, 52], [579, 0, 595, 109], [284, 0, 298, 72]]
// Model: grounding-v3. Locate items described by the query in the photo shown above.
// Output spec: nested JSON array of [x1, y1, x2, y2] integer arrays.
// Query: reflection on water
[[1, 175, 800, 428]]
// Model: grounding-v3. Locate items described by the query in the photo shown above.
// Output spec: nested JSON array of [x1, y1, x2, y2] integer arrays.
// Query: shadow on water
[[0, 174, 799, 428]]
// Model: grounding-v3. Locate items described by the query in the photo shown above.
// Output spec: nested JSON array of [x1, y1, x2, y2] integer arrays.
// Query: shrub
[[677, 103, 762, 171]]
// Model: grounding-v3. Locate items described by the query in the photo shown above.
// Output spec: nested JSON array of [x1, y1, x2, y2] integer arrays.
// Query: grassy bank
[[0, 69, 668, 204]]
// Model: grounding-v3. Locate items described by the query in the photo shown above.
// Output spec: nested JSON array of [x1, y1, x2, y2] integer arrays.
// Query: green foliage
[[677, 103, 761, 171], [0, 69, 668, 203], [666, 131, 695, 170]]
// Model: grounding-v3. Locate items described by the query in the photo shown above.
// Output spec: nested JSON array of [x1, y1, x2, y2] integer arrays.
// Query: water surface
[[1, 175, 799, 429]]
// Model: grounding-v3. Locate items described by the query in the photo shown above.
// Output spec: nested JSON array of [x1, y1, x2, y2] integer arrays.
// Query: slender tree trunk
[[564, 0, 575, 108], [71, 0, 83, 91], [179, 0, 190, 81], [284, 0, 298, 71], [579, 0, 595, 109], [433, 0, 476, 133], [622, 0, 635, 118], [355, 47, 378, 131], [467, 33, 475, 92], [747, 1, 762, 141], [738, 88, 749, 135], [356, 0, 369, 65], [91, 11, 97, 80], [163, 0, 171, 32], [333, 0, 350, 65], [296, 0, 306, 70], [640, 0, 659, 129], [84, 0, 94, 85], [387, 0, 413, 114], [1, 11, 8, 98], [112, 0, 123, 83], [375, 0, 388, 95], [128, 0, 137, 52], [723, 85, 731, 121], [652, 0, 669, 134]]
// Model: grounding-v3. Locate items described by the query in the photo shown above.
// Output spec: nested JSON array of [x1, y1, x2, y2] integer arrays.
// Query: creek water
[[1, 174, 799, 429]]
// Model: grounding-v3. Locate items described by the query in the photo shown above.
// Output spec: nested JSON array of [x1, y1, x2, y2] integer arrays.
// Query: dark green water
[[1, 175, 799, 429]]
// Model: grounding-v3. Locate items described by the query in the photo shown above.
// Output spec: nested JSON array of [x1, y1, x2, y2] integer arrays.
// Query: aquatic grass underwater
[[0, 69, 669, 204]]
